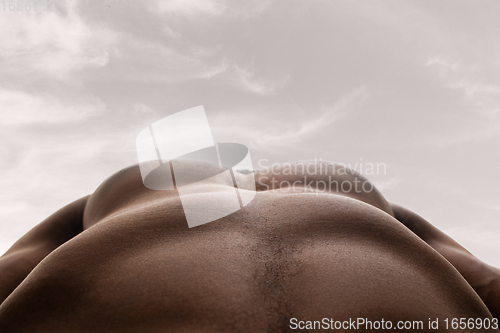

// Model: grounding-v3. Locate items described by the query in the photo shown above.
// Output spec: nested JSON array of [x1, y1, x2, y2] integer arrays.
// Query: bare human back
[[0, 161, 498, 332]]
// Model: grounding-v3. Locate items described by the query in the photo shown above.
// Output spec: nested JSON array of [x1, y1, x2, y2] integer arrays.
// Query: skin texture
[[391, 204, 500, 319], [0, 161, 498, 332]]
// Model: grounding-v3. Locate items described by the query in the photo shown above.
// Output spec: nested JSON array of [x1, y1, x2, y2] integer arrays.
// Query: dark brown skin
[[0, 161, 498, 332], [391, 203, 500, 319], [0, 196, 88, 304]]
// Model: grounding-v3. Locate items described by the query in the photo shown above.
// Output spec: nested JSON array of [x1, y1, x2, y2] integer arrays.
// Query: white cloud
[[211, 87, 369, 150], [156, 0, 227, 16], [234, 64, 289, 95], [427, 56, 500, 115], [264, 87, 368, 145], [372, 177, 401, 191], [0, 1, 116, 79], [116, 38, 228, 82], [450, 79, 500, 98], [154, 0, 270, 18], [424, 56, 500, 146], [443, 226, 500, 267], [133, 103, 156, 114], [250, 88, 367, 147], [427, 57, 461, 74], [0, 89, 105, 125], [199, 60, 229, 79], [112, 38, 288, 91]]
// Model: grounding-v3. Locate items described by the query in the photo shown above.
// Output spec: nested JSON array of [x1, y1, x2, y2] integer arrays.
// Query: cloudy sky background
[[1, 0, 500, 266]]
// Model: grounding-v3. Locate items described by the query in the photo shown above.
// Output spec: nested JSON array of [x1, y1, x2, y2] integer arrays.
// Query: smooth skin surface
[[0, 162, 498, 332]]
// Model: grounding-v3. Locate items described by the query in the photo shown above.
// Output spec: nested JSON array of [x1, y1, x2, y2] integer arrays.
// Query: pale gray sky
[[1, 0, 499, 266]]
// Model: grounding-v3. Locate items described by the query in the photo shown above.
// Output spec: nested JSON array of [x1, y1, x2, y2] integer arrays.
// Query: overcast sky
[[1, 0, 499, 266]]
